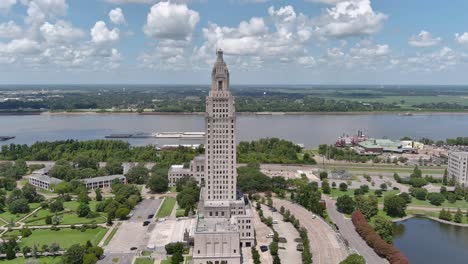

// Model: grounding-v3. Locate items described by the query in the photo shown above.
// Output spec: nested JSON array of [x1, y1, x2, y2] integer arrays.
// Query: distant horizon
[[1, 84, 468, 87]]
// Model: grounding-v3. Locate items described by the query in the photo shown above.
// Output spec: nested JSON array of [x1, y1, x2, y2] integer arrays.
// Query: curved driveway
[[324, 195, 388, 264], [272, 198, 348, 264]]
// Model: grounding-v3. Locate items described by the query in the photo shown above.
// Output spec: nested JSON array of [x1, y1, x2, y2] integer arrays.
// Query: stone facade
[[448, 151, 468, 185], [168, 155, 205, 187], [190, 50, 254, 264]]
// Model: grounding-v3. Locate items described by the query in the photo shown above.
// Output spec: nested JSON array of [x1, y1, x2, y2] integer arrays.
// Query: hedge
[[351, 211, 409, 264]]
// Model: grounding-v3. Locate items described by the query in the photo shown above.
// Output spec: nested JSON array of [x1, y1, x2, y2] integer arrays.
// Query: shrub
[[351, 211, 409, 264], [427, 193, 445, 206], [336, 195, 355, 214], [339, 183, 348, 192]]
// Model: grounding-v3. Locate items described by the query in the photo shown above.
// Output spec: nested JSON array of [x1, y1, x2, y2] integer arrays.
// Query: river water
[[394, 217, 468, 264], [2, 113, 468, 147]]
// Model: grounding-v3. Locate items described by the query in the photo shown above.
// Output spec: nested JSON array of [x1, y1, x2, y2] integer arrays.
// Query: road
[[261, 204, 301, 264], [272, 198, 348, 264], [252, 203, 273, 264], [323, 195, 387, 264]]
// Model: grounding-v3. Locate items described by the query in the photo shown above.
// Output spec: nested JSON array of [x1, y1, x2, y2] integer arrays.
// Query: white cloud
[[315, 0, 387, 38], [104, 0, 153, 4], [109, 8, 126, 25], [0, 0, 17, 11], [455, 32, 468, 45], [297, 56, 316, 67], [409, 30, 441, 48], [239, 17, 268, 36], [143, 2, 200, 41], [40, 20, 85, 43], [23, 0, 68, 25], [0, 21, 23, 39], [406, 46, 460, 71], [0, 38, 41, 54], [91, 21, 120, 45]]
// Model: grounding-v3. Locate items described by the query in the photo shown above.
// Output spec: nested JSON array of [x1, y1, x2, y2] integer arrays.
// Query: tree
[[22, 184, 42, 203], [45, 215, 52, 225], [393, 173, 402, 183], [115, 207, 130, 219], [427, 193, 445, 206], [5, 239, 17, 260], [50, 199, 64, 212], [332, 182, 336, 189], [410, 178, 427, 188], [354, 195, 378, 220], [83, 253, 98, 264], [21, 227, 32, 237], [410, 165, 422, 178], [336, 195, 355, 214], [359, 185, 370, 193], [105, 159, 123, 174], [54, 181, 73, 195], [454, 208, 463, 223], [9, 198, 30, 214], [439, 208, 452, 221], [77, 203, 91, 217], [62, 244, 86, 264], [95, 188, 102, 201], [412, 188, 428, 201], [148, 174, 169, 193], [380, 183, 387, 191], [339, 254, 365, 264], [126, 164, 149, 184], [374, 215, 395, 243], [339, 182, 348, 192], [319, 171, 328, 180], [321, 180, 331, 194], [50, 242, 60, 256], [398, 192, 412, 204], [443, 168, 448, 185], [383, 195, 407, 217], [22, 246, 31, 257]]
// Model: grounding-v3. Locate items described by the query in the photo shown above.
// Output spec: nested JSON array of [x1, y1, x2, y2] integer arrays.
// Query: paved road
[[252, 204, 273, 264], [324, 195, 387, 264], [261, 204, 301, 264], [105, 198, 162, 254], [98, 253, 136, 264], [272, 198, 348, 264]]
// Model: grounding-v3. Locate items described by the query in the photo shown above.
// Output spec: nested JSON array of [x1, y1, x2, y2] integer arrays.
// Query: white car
[[266, 233, 274, 238]]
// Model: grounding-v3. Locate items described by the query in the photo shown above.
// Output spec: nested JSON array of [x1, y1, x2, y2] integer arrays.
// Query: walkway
[[251, 204, 273, 264], [323, 195, 387, 264], [272, 198, 348, 264]]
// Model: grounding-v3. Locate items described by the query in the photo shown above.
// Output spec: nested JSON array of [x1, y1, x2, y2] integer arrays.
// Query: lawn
[[63, 201, 100, 212], [24, 211, 106, 226], [103, 223, 121, 246], [134, 258, 154, 264], [0, 203, 41, 223], [329, 188, 399, 203], [0, 256, 62, 263], [409, 198, 468, 209], [406, 209, 468, 224], [176, 208, 186, 218], [157, 197, 176, 218], [5, 227, 107, 249], [161, 256, 192, 264]]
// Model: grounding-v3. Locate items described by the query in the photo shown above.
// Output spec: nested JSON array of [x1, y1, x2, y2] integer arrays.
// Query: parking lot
[[104, 198, 162, 254], [261, 204, 302, 264]]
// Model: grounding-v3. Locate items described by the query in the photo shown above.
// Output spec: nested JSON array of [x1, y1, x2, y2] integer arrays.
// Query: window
[[218, 80, 223, 90]]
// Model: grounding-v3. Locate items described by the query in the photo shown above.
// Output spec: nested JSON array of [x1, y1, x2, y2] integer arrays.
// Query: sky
[[1, 0, 468, 85]]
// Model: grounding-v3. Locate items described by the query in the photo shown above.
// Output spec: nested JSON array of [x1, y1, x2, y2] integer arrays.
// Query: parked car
[[143, 221, 150, 226], [130, 247, 137, 251], [266, 233, 274, 238], [148, 214, 154, 219], [260, 245, 268, 252], [272, 220, 279, 224]]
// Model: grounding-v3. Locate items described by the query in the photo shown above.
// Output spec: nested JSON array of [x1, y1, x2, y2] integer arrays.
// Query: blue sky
[[1, 0, 468, 85]]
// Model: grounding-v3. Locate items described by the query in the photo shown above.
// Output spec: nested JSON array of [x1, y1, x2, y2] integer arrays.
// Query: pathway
[[323, 195, 387, 264], [272, 198, 348, 264]]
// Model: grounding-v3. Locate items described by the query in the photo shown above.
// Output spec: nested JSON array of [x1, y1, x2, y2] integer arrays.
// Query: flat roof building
[[448, 151, 468, 186]]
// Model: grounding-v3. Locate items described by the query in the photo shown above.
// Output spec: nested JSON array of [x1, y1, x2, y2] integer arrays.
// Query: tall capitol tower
[[192, 50, 254, 264], [205, 49, 237, 201]]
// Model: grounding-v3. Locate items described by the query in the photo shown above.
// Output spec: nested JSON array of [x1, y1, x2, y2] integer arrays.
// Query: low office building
[[82, 175, 126, 189], [28, 174, 62, 191], [448, 151, 468, 185], [168, 155, 205, 187]]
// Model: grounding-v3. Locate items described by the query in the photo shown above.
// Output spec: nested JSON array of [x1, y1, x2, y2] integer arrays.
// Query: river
[[394, 217, 468, 264], [2, 113, 468, 147]]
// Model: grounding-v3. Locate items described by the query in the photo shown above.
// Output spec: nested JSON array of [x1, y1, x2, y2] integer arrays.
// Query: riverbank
[[393, 213, 468, 227], [26, 110, 468, 116]]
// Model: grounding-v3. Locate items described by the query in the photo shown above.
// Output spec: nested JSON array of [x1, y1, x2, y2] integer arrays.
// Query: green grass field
[[5, 227, 107, 249], [329, 188, 399, 203], [134, 258, 154, 264], [0, 203, 41, 223], [24, 211, 106, 226], [103, 223, 121, 246], [0, 256, 62, 263], [157, 197, 176, 218], [409, 198, 468, 209], [176, 208, 186, 218]]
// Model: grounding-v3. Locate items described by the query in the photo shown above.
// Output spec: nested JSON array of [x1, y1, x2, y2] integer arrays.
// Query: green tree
[[62, 244, 86, 264], [454, 208, 463, 223], [443, 168, 448, 185], [95, 188, 102, 201], [339, 254, 365, 264], [321, 180, 331, 194], [427, 192, 445, 206], [383, 195, 407, 217], [411, 165, 422, 178], [439, 208, 452, 221], [339, 182, 348, 192], [105, 159, 123, 174], [77, 203, 91, 217], [9, 198, 30, 214], [354, 195, 378, 220], [126, 164, 149, 184], [50, 199, 64, 212], [336, 195, 355, 214], [148, 174, 169, 193], [374, 215, 395, 243], [115, 207, 130, 219], [319, 171, 328, 180]]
